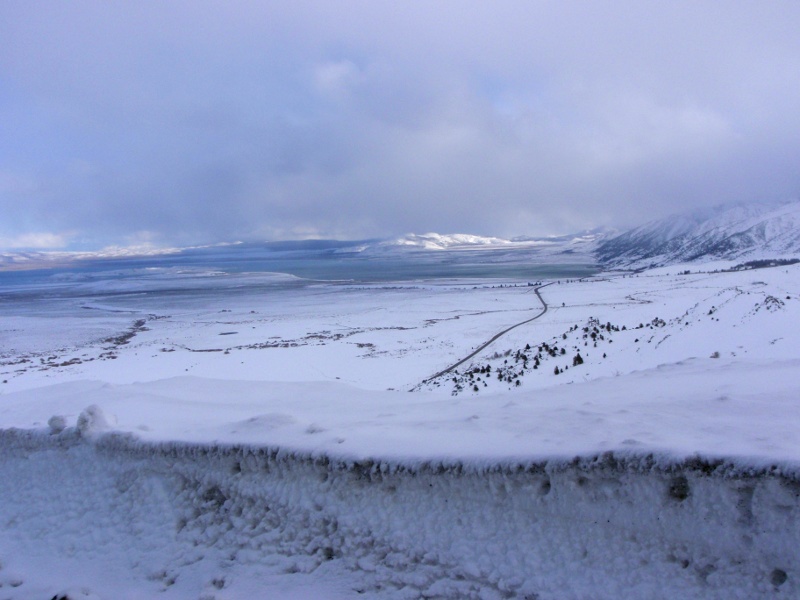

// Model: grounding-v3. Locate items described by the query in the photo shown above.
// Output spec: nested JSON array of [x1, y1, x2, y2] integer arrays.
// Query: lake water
[[0, 241, 598, 306]]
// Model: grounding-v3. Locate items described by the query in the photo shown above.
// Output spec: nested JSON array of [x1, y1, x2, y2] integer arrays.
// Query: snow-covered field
[[1, 261, 799, 598]]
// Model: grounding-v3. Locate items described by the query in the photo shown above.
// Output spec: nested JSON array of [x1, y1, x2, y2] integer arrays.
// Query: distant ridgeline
[[595, 200, 800, 269]]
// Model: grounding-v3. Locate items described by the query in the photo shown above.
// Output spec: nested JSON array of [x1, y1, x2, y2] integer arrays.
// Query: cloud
[[0, 231, 74, 250], [1, 1, 799, 248], [313, 60, 362, 98]]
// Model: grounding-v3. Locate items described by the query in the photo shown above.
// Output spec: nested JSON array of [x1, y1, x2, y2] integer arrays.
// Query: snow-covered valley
[[1, 257, 799, 598]]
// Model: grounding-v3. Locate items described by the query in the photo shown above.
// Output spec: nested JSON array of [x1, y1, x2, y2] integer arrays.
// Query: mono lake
[[0, 242, 598, 308]]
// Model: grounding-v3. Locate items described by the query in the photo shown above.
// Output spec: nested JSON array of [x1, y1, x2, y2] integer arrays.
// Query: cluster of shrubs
[[729, 258, 799, 271], [436, 313, 676, 395], [444, 317, 621, 394]]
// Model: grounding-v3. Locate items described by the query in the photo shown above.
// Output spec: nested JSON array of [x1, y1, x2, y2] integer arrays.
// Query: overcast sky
[[1, 1, 799, 250]]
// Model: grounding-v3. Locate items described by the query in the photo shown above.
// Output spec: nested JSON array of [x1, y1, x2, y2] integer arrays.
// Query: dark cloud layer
[[2, 1, 799, 249]]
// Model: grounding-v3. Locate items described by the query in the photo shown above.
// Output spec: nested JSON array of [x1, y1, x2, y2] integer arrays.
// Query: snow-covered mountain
[[344, 229, 610, 256], [511, 227, 613, 247], [377, 232, 513, 250], [595, 200, 800, 268]]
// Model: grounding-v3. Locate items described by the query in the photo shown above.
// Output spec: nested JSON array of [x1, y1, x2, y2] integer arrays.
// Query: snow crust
[[2, 430, 799, 599]]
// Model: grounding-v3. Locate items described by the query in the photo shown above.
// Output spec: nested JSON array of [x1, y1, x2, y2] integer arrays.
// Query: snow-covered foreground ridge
[[3, 355, 800, 599], [2, 427, 799, 600]]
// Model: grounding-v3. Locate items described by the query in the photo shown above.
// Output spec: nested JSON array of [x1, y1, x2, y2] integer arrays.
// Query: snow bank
[[1, 429, 798, 599], [3, 356, 800, 467]]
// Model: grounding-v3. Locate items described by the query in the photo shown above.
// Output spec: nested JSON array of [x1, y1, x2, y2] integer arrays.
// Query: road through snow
[[421, 282, 553, 383]]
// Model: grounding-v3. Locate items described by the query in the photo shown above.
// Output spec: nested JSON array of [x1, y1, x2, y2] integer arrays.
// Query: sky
[[1, 1, 799, 251]]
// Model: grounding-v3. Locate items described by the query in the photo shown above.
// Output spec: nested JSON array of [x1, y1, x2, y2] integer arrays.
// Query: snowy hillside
[[1, 260, 800, 598], [596, 200, 800, 268]]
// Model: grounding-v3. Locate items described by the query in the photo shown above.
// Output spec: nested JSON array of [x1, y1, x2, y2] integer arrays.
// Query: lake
[[0, 241, 598, 307]]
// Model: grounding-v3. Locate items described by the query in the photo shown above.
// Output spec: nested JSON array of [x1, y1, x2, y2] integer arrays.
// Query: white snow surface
[[1, 263, 800, 598], [2, 357, 800, 466]]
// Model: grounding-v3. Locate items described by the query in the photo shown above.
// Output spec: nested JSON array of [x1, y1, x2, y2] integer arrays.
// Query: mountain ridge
[[595, 200, 800, 269]]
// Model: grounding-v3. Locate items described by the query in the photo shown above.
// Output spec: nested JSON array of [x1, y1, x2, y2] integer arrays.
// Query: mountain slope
[[596, 200, 800, 268]]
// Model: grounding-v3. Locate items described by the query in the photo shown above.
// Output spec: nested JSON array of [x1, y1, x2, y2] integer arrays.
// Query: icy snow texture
[[1, 430, 799, 599]]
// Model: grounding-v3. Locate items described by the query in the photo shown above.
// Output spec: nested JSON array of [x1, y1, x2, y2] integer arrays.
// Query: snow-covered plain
[[1, 259, 799, 598]]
